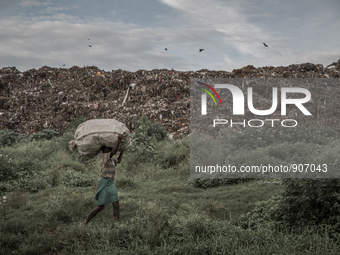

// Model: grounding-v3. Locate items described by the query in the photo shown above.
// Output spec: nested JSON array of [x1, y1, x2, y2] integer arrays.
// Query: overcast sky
[[0, 0, 339, 72]]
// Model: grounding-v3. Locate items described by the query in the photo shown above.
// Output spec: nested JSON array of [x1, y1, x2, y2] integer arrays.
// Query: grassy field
[[1, 120, 340, 254]]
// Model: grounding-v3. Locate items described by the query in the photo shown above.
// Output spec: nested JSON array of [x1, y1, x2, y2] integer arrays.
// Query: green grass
[[4, 177, 336, 255], [1, 121, 340, 254]]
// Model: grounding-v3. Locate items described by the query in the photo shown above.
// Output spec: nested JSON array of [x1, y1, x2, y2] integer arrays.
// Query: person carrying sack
[[84, 134, 124, 224]]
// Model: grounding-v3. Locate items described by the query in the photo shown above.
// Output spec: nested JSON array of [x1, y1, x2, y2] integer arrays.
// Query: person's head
[[101, 146, 112, 153]]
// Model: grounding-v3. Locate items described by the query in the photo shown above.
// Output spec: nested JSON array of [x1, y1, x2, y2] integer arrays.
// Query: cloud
[[0, 14, 197, 71], [159, 0, 272, 59], [159, 0, 340, 69], [36, 6, 70, 14], [223, 55, 234, 65], [19, 0, 43, 8], [1, 0, 339, 72]]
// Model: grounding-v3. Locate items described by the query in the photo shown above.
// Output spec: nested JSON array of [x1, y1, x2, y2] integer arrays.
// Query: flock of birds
[[61, 39, 269, 67], [86, 38, 269, 51], [165, 48, 205, 52]]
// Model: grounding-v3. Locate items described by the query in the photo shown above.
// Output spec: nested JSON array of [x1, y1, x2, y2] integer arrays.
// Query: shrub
[[70, 115, 86, 129], [0, 129, 61, 147], [60, 161, 86, 173], [115, 177, 136, 189], [218, 121, 339, 151], [278, 179, 340, 232], [239, 179, 340, 234], [156, 138, 189, 169], [62, 169, 94, 188], [0, 139, 54, 178], [237, 195, 282, 229], [28, 130, 61, 141], [272, 139, 340, 233], [187, 178, 251, 189], [126, 124, 158, 168], [0, 130, 24, 146], [0, 154, 47, 192], [0, 153, 16, 182], [133, 115, 168, 142], [6, 172, 50, 193]]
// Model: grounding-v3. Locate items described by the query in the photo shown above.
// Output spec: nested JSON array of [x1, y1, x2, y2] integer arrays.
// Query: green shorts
[[94, 177, 119, 206]]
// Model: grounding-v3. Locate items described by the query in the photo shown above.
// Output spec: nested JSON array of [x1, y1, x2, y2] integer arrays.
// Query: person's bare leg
[[113, 201, 119, 221], [84, 205, 104, 225]]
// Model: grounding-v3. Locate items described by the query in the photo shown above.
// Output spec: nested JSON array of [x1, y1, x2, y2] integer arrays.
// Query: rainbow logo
[[197, 81, 222, 106]]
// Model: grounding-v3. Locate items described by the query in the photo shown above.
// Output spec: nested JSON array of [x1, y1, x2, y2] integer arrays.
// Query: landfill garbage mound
[[0, 59, 339, 138]]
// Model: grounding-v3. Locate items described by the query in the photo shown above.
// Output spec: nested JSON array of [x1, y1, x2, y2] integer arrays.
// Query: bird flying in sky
[[89, 45, 91, 47], [165, 48, 167, 51], [199, 49, 204, 52], [263, 43, 268, 47]]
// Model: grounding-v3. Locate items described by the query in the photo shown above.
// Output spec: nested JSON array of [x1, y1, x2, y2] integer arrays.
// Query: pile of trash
[[0, 59, 339, 138]]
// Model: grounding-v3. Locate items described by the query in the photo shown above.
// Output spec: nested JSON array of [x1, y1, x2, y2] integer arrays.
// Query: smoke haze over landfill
[[0, 0, 340, 72]]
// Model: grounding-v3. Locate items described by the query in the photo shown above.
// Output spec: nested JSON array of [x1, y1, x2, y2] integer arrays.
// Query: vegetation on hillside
[[1, 117, 340, 254]]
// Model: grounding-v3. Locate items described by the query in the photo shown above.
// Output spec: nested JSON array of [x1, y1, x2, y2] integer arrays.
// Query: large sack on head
[[69, 119, 132, 158]]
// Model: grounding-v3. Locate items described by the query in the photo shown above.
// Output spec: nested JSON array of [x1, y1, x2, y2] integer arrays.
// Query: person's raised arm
[[117, 151, 124, 164], [110, 134, 123, 158]]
